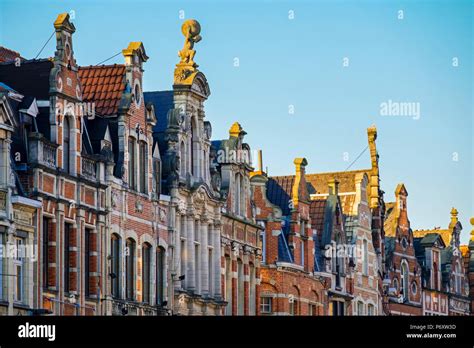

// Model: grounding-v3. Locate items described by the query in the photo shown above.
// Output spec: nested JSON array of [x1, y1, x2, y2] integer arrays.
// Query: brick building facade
[[0, 13, 472, 317]]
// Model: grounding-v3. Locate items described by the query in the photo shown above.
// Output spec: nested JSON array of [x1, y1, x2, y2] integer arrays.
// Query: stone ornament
[[174, 19, 202, 85]]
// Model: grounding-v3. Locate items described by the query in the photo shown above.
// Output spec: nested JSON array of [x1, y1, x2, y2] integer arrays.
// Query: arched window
[[401, 261, 409, 300], [111, 233, 121, 298], [156, 247, 165, 306], [63, 116, 70, 172], [125, 238, 136, 300], [142, 243, 151, 303]]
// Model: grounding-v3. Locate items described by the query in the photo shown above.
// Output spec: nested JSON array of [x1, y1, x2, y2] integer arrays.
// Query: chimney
[[294, 158, 307, 175], [291, 158, 309, 207], [328, 178, 339, 196], [122, 42, 148, 68]]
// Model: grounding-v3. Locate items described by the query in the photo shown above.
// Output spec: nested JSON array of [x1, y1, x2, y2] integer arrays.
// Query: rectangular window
[[0, 231, 3, 300], [14, 237, 24, 303], [259, 229, 266, 265], [64, 223, 71, 293], [208, 249, 213, 296], [180, 239, 186, 288], [125, 239, 135, 300], [249, 264, 256, 315], [237, 260, 244, 315], [260, 297, 272, 314], [128, 138, 136, 190], [111, 235, 120, 298], [300, 220, 306, 237], [194, 244, 200, 293], [84, 229, 91, 297], [309, 303, 317, 316], [357, 301, 364, 315], [139, 141, 147, 194], [42, 218, 50, 289], [225, 257, 232, 315], [156, 248, 164, 306], [153, 159, 161, 195], [368, 304, 374, 316], [363, 240, 368, 275], [289, 300, 298, 316], [300, 240, 305, 266], [142, 244, 150, 303]]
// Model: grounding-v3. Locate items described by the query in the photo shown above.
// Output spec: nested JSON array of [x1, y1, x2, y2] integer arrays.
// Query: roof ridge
[[79, 63, 125, 69], [306, 168, 370, 176]]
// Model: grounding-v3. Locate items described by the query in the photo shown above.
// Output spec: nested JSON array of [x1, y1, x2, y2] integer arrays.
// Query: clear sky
[[1, 0, 472, 243]]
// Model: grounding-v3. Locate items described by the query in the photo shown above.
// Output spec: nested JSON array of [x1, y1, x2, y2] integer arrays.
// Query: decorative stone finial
[[229, 122, 245, 138], [174, 19, 201, 84]]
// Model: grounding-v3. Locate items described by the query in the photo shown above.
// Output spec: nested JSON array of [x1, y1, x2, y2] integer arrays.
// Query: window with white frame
[[367, 303, 375, 316], [357, 301, 364, 315], [300, 240, 304, 266], [455, 261, 462, 294], [260, 297, 272, 314], [259, 229, 266, 265], [14, 237, 25, 303]]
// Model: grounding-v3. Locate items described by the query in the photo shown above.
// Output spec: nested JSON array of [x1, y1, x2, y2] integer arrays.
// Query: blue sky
[[1, 0, 472, 243]]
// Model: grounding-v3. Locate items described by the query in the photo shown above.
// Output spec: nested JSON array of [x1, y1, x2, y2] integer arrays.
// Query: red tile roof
[[78, 64, 126, 116], [0, 46, 22, 63]]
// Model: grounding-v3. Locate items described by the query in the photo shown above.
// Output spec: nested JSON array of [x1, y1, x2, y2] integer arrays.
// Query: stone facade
[[212, 123, 261, 315]]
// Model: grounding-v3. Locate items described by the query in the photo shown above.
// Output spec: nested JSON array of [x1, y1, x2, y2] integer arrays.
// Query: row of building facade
[[0, 13, 472, 316]]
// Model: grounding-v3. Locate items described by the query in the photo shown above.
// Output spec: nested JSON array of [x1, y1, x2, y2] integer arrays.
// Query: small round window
[[411, 282, 417, 295], [393, 278, 399, 291]]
